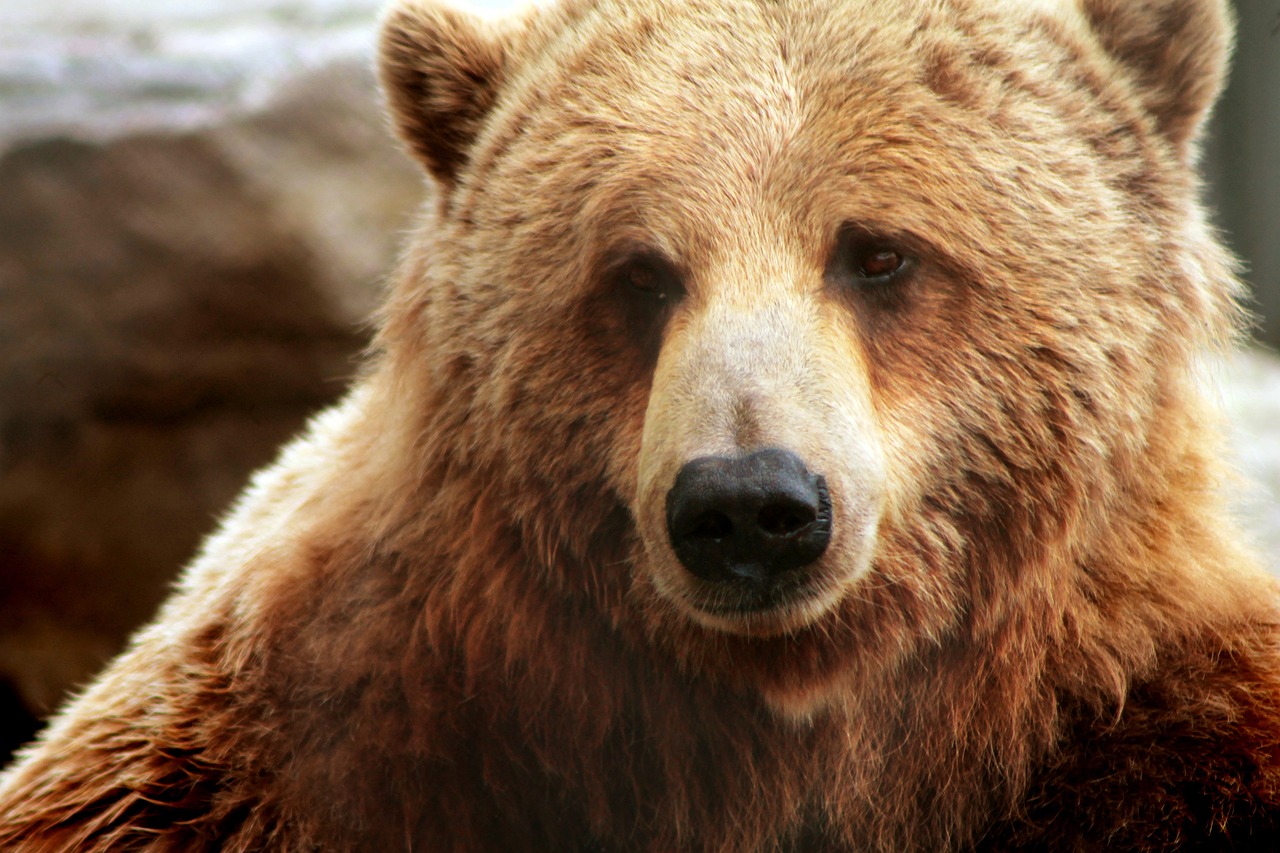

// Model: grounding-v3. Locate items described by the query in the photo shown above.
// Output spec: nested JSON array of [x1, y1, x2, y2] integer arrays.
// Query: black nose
[[665, 448, 832, 584]]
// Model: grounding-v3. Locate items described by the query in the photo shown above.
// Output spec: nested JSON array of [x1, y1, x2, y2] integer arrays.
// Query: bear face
[[379, 0, 1243, 701], [378, 0, 1240, 713]]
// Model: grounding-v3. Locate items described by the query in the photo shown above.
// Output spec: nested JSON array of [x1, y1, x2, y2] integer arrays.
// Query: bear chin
[[686, 587, 845, 638], [682, 568, 871, 640]]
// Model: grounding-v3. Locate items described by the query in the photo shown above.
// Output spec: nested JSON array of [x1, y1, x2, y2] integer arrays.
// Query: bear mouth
[[680, 572, 843, 637], [690, 572, 821, 616]]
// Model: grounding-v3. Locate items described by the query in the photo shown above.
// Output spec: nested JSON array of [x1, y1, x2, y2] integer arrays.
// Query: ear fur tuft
[[378, 1, 512, 185], [1080, 0, 1233, 161]]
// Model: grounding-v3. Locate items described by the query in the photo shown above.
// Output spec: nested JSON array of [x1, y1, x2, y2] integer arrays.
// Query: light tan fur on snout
[[636, 256, 886, 640]]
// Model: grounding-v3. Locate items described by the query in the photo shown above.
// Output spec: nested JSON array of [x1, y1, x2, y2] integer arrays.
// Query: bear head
[[374, 0, 1239, 714]]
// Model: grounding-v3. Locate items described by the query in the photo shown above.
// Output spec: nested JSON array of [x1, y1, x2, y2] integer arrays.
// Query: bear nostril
[[665, 448, 832, 587], [757, 503, 815, 537], [686, 511, 734, 541]]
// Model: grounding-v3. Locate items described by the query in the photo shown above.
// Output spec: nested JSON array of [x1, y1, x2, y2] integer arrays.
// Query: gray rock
[[0, 2, 386, 149]]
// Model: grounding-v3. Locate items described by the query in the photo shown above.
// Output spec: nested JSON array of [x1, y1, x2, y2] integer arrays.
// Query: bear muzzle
[[665, 448, 833, 612]]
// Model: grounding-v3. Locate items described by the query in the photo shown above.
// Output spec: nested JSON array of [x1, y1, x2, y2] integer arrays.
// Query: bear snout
[[664, 448, 832, 608]]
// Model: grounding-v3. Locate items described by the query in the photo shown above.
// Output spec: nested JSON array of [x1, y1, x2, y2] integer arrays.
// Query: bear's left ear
[[1079, 0, 1233, 162], [378, 1, 515, 185]]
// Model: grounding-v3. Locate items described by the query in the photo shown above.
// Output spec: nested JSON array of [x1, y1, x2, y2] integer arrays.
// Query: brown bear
[[1, 0, 1277, 849]]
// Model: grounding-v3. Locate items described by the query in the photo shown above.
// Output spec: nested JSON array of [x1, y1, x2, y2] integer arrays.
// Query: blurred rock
[[0, 1, 385, 146], [0, 2, 422, 751]]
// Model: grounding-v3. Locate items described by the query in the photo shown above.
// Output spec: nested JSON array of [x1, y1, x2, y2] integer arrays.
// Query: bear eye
[[623, 261, 663, 296], [856, 247, 905, 280], [828, 227, 914, 292], [614, 252, 682, 303]]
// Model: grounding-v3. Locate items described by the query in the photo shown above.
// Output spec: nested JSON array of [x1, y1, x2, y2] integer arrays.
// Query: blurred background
[[0, 0, 1277, 764]]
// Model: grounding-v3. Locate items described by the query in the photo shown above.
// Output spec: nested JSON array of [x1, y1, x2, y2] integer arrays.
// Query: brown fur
[[2, 0, 1278, 850]]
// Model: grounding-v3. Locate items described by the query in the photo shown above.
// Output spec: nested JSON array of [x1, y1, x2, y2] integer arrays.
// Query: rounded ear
[[378, 1, 513, 185], [1080, 0, 1233, 163]]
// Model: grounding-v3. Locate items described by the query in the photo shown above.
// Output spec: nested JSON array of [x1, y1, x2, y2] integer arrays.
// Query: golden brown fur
[[3, 0, 1278, 849]]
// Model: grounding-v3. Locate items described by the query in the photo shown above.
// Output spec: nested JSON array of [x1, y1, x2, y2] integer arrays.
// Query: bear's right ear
[[378, 2, 513, 185]]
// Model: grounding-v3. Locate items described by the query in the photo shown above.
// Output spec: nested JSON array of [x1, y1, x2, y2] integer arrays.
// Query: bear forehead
[[506, 0, 1091, 118], [467, 0, 1119, 274], [479, 0, 1109, 194]]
